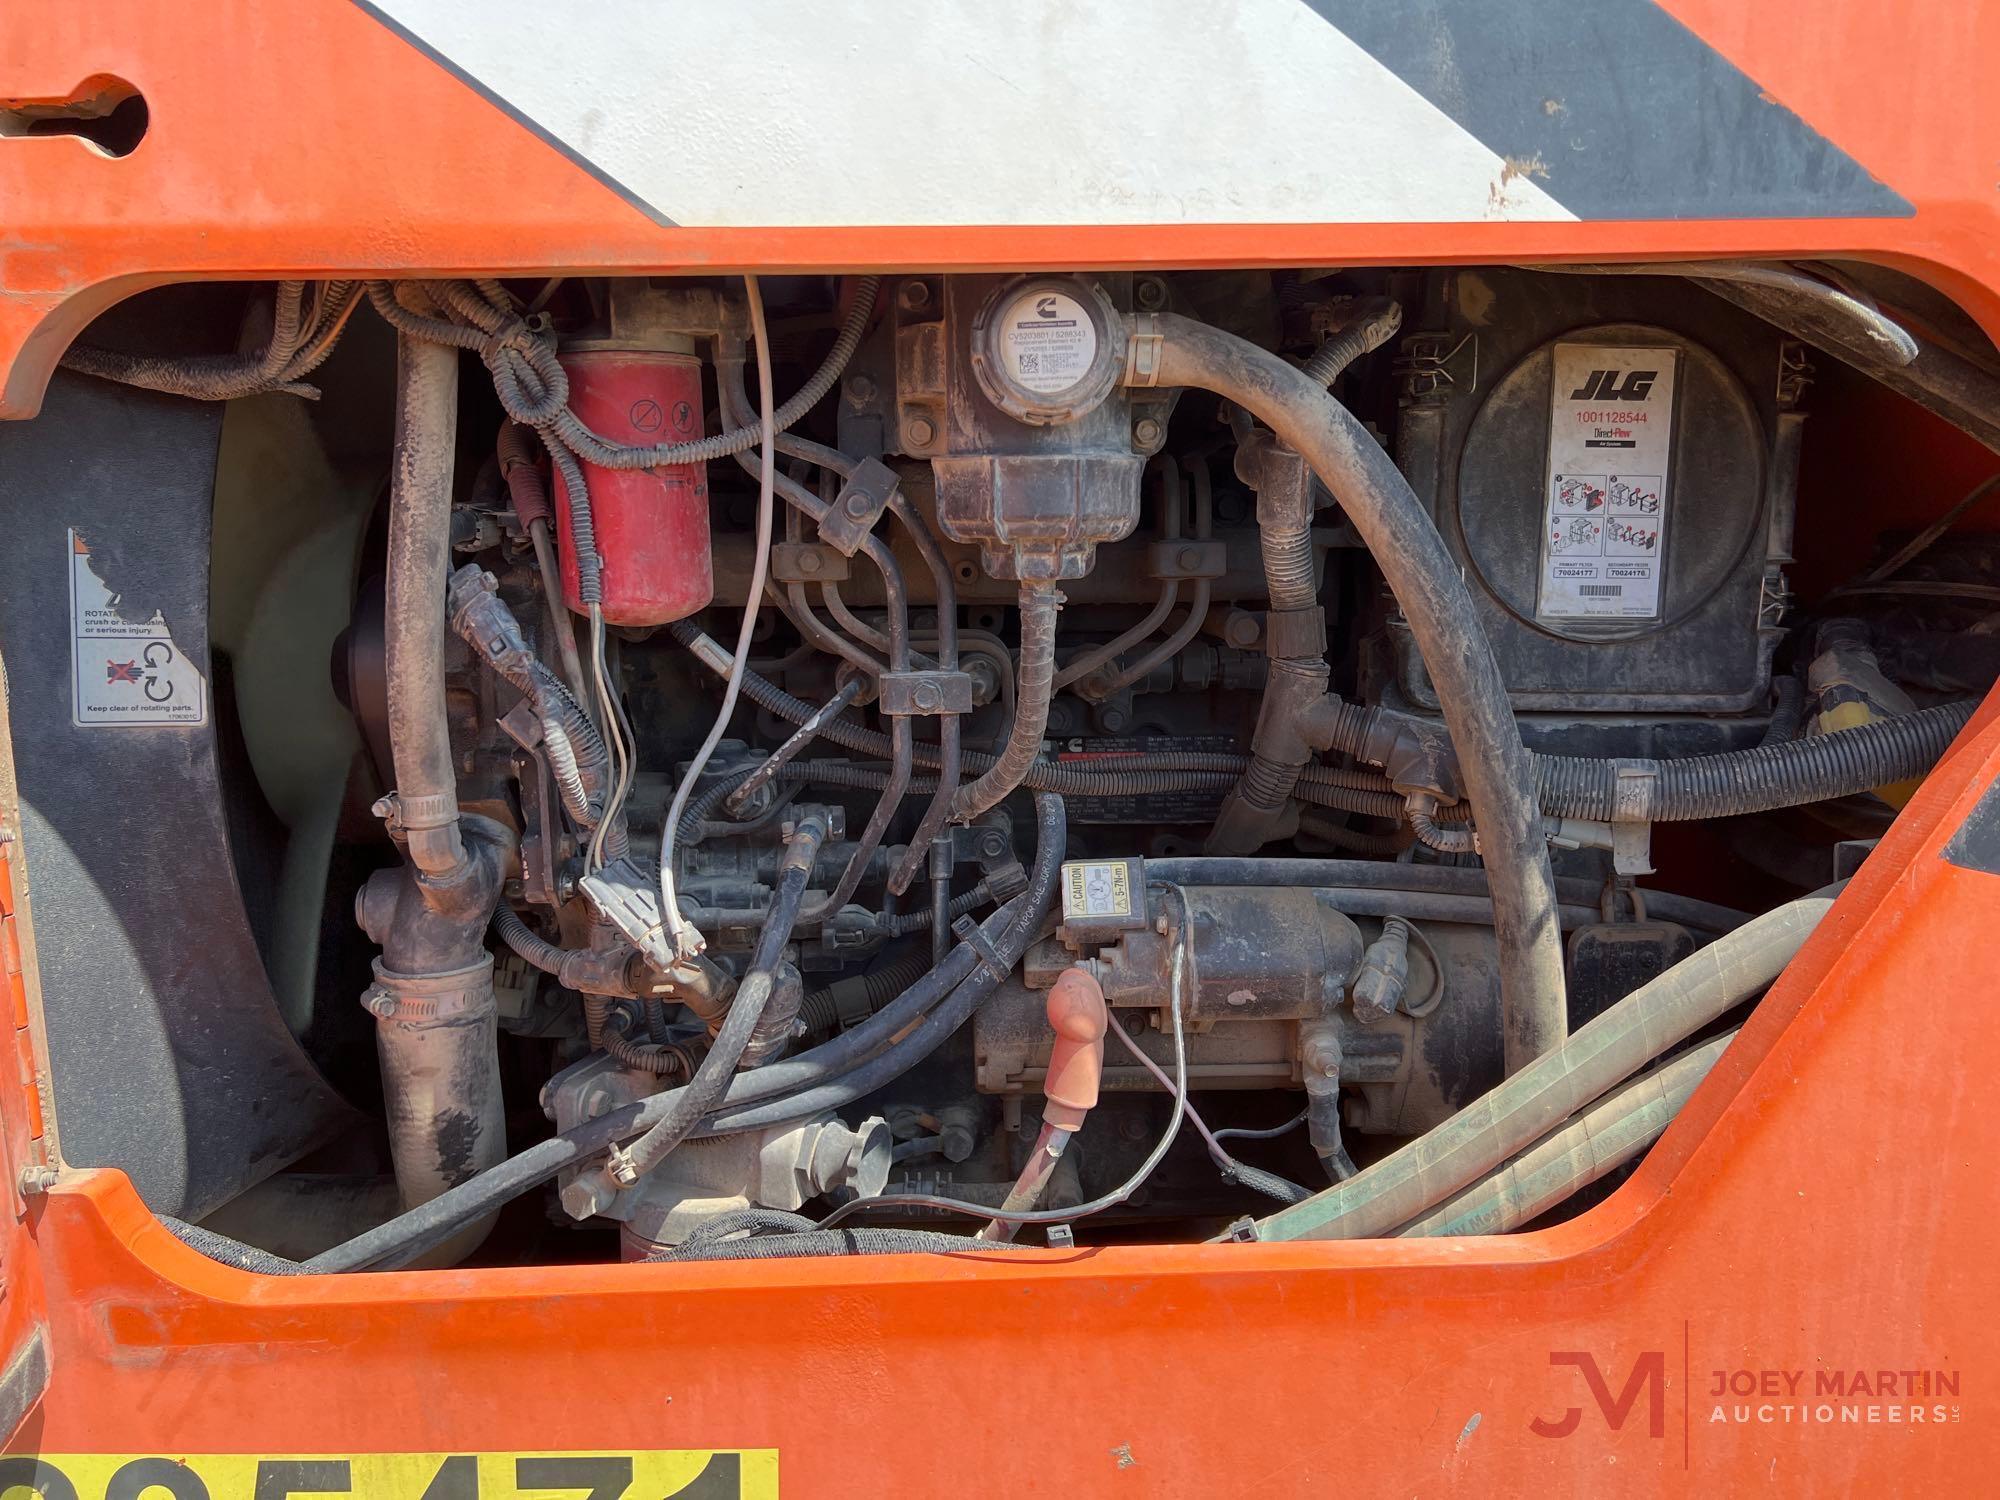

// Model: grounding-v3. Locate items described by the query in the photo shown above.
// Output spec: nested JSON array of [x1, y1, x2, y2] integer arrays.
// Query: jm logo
[[1531, 1351, 1666, 1439], [1569, 368, 1659, 401]]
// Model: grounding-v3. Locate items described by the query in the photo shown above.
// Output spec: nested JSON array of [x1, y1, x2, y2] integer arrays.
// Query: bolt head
[[899, 280, 932, 310], [1133, 418, 1164, 448], [558, 1175, 608, 1220], [912, 681, 941, 710], [797, 549, 823, 574], [1178, 546, 1203, 572], [1136, 278, 1168, 311], [906, 415, 936, 447], [844, 491, 872, 519], [845, 373, 877, 404]]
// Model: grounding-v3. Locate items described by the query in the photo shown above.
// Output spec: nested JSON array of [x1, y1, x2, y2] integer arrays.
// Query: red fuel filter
[[553, 343, 714, 625]]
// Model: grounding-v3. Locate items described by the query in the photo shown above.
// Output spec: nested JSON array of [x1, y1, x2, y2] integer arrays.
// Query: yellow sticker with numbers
[[0, 1450, 776, 1499]]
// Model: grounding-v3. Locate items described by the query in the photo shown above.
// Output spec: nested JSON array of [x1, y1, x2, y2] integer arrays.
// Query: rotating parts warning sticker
[[1537, 345, 1678, 622], [68, 530, 207, 728], [0, 1450, 777, 1498]]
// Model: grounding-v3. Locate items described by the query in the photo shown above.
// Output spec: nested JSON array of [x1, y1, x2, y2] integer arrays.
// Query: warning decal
[[0, 1450, 777, 1498], [68, 530, 207, 728], [1536, 345, 1677, 622], [1063, 860, 1133, 921]]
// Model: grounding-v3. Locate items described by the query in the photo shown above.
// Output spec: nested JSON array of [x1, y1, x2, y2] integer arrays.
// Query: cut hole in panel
[[0, 74, 148, 157]]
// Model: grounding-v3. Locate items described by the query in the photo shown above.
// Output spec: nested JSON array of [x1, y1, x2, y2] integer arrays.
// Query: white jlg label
[[998, 287, 1098, 394], [1536, 344, 1678, 621]]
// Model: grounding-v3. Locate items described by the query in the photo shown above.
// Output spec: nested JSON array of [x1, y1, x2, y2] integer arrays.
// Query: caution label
[[1536, 345, 1677, 622], [0, 1450, 776, 1499], [1062, 860, 1133, 921], [68, 530, 207, 728]]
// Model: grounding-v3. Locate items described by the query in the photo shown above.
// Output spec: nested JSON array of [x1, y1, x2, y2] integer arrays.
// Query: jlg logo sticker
[[1567, 368, 1660, 401], [0, 1451, 775, 1499]]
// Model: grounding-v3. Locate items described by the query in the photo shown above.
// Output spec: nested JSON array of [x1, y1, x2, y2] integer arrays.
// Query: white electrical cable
[[657, 275, 777, 958], [585, 603, 634, 871]]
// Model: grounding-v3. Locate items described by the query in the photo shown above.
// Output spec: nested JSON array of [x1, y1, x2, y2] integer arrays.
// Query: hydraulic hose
[[304, 794, 1064, 1272], [383, 333, 469, 879], [608, 811, 828, 1189], [1534, 700, 1974, 821], [953, 580, 1064, 821], [1147, 312, 1566, 1073], [1394, 1029, 1735, 1237], [1247, 891, 1834, 1242]]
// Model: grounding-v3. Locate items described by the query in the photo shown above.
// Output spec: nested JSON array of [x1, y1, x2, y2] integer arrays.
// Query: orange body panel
[[2, 1, 1999, 1490]]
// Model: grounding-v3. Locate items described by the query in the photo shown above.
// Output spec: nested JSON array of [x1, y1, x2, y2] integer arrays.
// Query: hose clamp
[[363, 955, 496, 1023], [1124, 312, 1165, 387], [1609, 761, 1658, 878]]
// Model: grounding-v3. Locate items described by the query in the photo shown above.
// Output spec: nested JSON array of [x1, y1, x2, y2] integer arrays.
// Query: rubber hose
[[1394, 1029, 1734, 1238], [492, 906, 564, 974], [1154, 312, 1565, 1071], [383, 333, 469, 878], [1534, 700, 1973, 821], [953, 581, 1063, 820], [160, 1217, 307, 1276], [1250, 892, 1834, 1241]]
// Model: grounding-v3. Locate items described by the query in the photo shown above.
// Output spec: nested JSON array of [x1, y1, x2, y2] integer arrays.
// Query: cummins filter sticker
[[1537, 345, 1677, 621]]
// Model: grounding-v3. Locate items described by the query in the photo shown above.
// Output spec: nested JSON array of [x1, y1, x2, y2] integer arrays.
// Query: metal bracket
[[818, 456, 901, 556], [1609, 762, 1658, 878], [1144, 538, 1227, 582], [770, 540, 851, 584], [878, 670, 975, 717]]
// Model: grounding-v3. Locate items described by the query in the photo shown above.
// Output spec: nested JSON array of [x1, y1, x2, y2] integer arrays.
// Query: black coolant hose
[[1534, 699, 1975, 822], [1146, 313, 1566, 1073], [303, 794, 1066, 1272]]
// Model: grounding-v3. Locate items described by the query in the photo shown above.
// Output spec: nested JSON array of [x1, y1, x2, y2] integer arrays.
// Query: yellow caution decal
[[0, 1451, 775, 1499]]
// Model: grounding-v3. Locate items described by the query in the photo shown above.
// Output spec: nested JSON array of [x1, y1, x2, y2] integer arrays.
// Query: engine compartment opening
[[9, 261, 1992, 1271]]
